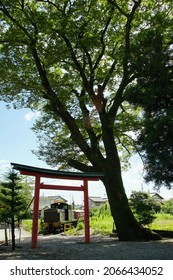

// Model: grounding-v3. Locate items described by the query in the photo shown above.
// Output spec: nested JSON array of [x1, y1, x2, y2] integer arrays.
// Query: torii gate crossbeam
[[11, 163, 104, 248]]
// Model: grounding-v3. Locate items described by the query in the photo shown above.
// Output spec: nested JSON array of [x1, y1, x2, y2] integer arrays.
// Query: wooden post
[[83, 179, 90, 243], [32, 175, 40, 248]]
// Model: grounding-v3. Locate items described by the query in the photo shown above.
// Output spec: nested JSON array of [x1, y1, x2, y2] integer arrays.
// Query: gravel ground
[[0, 229, 173, 260]]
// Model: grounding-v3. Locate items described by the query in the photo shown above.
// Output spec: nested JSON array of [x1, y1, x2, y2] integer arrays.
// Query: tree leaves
[[125, 11, 173, 188], [1, 0, 172, 178], [0, 170, 32, 222]]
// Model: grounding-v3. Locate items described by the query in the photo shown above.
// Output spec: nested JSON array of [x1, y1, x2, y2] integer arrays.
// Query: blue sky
[[0, 103, 40, 166], [0, 101, 173, 203]]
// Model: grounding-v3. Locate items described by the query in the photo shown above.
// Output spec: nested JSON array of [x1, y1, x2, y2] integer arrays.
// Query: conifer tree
[[0, 170, 32, 250]]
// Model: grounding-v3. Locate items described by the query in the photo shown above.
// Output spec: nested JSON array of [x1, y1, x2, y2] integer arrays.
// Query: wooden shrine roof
[[11, 162, 104, 180]]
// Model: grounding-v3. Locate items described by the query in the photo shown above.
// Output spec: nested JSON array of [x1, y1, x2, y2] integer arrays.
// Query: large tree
[[0, 0, 169, 240]]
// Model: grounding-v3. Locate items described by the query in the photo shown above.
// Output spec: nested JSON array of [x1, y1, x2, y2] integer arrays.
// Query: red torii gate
[[11, 163, 104, 248]]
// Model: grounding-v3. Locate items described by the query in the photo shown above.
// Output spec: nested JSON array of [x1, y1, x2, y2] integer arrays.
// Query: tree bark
[[102, 152, 161, 241], [99, 113, 161, 241], [4, 225, 8, 246]]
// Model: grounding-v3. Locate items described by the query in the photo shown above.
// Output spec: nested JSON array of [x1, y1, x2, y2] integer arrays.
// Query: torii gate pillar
[[83, 179, 90, 243], [32, 175, 40, 249]]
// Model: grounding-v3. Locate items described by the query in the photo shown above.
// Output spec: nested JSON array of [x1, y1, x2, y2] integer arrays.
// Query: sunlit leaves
[[1, 0, 172, 175]]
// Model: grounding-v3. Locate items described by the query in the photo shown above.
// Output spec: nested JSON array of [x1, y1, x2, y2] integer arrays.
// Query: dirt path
[[0, 232, 173, 260]]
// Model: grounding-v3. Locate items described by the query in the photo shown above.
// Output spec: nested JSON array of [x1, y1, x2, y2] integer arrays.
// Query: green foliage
[[90, 203, 111, 218], [0, 0, 172, 240], [90, 203, 113, 234], [98, 202, 111, 217], [0, 0, 171, 178], [0, 170, 32, 250], [129, 191, 161, 225], [76, 221, 84, 231], [0, 171, 33, 223], [125, 14, 173, 188], [21, 219, 33, 233], [22, 213, 173, 235], [162, 199, 173, 215], [22, 219, 41, 233], [149, 213, 173, 231], [90, 214, 113, 235], [0, 0, 151, 171]]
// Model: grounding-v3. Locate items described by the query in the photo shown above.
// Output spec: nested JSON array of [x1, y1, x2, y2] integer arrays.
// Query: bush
[[77, 221, 84, 230], [162, 198, 173, 215], [129, 191, 160, 226]]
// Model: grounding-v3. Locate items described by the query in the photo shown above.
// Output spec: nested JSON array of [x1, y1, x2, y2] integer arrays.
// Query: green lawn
[[149, 213, 173, 231], [22, 212, 173, 235], [22, 219, 42, 233], [90, 212, 173, 234], [90, 215, 114, 235]]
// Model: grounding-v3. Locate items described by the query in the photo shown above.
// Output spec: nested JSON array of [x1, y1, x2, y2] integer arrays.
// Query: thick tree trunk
[[102, 159, 161, 241], [99, 117, 161, 241]]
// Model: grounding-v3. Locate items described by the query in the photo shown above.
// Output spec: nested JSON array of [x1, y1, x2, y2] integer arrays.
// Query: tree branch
[[93, 11, 113, 71], [56, 31, 91, 94], [107, 0, 128, 17], [0, 1, 33, 41], [73, 89, 100, 151], [116, 135, 131, 155], [108, 0, 142, 121], [121, 132, 146, 167], [68, 159, 97, 172], [102, 60, 116, 91], [30, 43, 104, 168], [37, 0, 58, 9]]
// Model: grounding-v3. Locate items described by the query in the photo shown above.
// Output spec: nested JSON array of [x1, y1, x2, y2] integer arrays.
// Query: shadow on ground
[[0, 234, 173, 260]]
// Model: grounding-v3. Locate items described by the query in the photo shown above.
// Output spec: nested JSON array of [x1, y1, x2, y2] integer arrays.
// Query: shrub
[[77, 221, 84, 230], [129, 191, 160, 226], [162, 198, 173, 215]]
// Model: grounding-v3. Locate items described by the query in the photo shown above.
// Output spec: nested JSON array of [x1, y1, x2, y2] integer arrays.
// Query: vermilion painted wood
[[32, 175, 40, 249], [83, 179, 90, 243], [40, 183, 85, 191]]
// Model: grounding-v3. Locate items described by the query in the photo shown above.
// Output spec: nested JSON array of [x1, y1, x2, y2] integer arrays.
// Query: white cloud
[[134, 162, 144, 175], [0, 160, 10, 169], [0, 160, 11, 177], [24, 111, 40, 122]]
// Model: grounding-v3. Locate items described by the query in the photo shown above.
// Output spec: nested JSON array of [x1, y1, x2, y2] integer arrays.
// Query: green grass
[[90, 212, 173, 234], [21, 212, 173, 235], [22, 219, 32, 232], [90, 215, 114, 235], [149, 213, 173, 231], [22, 219, 42, 233]]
